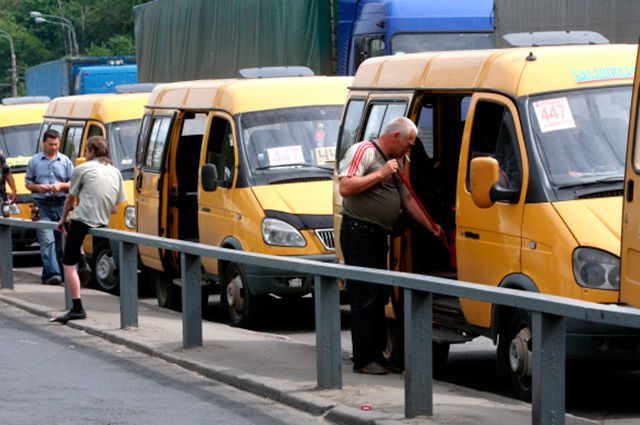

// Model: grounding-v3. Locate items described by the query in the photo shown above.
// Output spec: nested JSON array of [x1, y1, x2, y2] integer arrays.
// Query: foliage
[[0, 0, 146, 97]]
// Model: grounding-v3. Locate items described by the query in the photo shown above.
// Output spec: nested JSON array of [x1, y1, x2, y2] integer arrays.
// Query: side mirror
[[201, 164, 218, 192], [470, 157, 499, 208], [470, 157, 520, 208], [75, 156, 86, 166]]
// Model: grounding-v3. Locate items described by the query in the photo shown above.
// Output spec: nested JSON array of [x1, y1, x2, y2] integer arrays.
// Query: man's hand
[[50, 182, 63, 193], [378, 159, 399, 181], [7, 192, 16, 203], [56, 219, 67, 234], [36, 183, 51, 193]]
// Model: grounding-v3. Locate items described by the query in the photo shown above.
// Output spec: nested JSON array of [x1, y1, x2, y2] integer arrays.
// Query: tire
[[152, 269, 181, 311], [220, 263, 261, 329], [93, 241, 119, 294], [500, 309, 533, 401]]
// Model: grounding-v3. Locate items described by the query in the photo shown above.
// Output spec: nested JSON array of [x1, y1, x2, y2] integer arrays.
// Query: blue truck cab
[[337, 0, 495, 75]]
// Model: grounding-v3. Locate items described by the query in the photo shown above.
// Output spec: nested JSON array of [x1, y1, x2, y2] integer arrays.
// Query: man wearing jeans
[[25, 129, 73, 285], [338, 117, 442, 374]]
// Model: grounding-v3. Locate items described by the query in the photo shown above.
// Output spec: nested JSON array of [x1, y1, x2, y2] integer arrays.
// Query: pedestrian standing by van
[[50, 136, 126, 323], [1, 151, 18, 204], [338, 116, 443, 375], [25, 129, 74, 285]]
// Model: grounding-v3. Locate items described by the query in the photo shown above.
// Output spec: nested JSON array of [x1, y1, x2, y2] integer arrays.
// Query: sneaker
[[354, 362, 388, 375], [78, 266, 92, 287], [46, 275, 62, 286], [49, 309, 87, 324]]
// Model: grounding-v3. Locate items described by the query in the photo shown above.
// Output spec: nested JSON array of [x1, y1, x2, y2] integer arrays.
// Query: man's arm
[[5, 171, 17, 202], [49, 181, 70, 193], [339, 159, 398, 197], [402, 194, 442, 237], [56, 193, 76, 232]]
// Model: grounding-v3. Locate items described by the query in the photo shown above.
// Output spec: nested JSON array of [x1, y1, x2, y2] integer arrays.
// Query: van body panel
[[136, 171, 164, 270], [621, 45, 640, 307], [251, 181, 333, 215], [456, 93, 528, 328], [552, 198, 621, 255]]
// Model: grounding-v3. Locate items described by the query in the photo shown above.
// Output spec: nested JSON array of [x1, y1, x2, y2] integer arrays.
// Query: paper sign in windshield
[[314, 147, 336, 164], [6, 156, 31, 167], [267, 145, 304, 166], [532, 98, 576, 133]]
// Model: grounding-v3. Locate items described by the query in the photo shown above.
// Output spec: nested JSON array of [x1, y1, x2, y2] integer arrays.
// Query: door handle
[[627, 179, 634, 202], [201, 207, 211, 212], [135, 172, 143, 192], [464, 231, 480, 240]]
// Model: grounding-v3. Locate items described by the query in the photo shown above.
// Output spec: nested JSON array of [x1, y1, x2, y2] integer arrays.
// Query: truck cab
[[135, 72, 351, 328], [336, 41, 640, 400], [337, 0, 495, 75]]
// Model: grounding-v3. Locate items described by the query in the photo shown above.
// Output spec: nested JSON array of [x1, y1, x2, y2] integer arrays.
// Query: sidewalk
[[0, 270, 593, 425]]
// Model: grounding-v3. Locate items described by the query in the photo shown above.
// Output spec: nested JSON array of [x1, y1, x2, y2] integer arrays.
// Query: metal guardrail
[[3, 217, 640, 424]]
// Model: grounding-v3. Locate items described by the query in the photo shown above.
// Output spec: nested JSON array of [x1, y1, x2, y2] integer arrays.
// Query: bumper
[[566, 318, 640, 361], [11, 227, 37, 249], [245, 254, 336, 296]]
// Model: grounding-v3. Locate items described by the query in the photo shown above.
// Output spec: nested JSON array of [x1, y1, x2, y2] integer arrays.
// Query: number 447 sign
[[532, 97, 576, 133]]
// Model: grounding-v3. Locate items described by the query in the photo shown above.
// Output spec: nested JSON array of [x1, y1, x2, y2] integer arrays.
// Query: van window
[[107, 119, 140, 173], [467, 101, 522, 192], [363, 102, 406, 141], [87, 124, 103, 138], [63, 126, 83, 162], [337, 99, 365, 163], [205, 117, 235, 187], [416, 104, 434, 158], [136, 115, 152, 166], [144, 117, 171, 170], [0, 124, 40, 168]]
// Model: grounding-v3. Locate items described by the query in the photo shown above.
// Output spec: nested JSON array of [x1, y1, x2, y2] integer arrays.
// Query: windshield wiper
[[255, 163, 332, 171], [556, 176, 624, 190]]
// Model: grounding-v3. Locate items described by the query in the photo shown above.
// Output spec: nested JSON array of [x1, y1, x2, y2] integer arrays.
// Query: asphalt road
[[0, 303, 328, 425]]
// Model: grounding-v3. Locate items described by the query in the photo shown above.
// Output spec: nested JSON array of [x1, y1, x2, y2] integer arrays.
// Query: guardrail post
[[0, 223, 13, 289], [532, 312, 566, 425], [181, 252, 202, 348], [119, 241, 138, 328], [314, 275, 342, 389], [404, 288, 433, 418]]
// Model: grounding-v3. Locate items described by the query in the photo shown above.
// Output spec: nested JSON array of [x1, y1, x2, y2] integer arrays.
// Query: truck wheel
[[221, 263, 260, 329], [93, 241, 119, 294], [502, 309, 533, 401], [152, 269, 181, 311]]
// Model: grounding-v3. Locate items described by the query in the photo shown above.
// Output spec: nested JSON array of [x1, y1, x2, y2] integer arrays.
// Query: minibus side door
[[620, 48, 640, 307], [456, 93, 528, 327], [135, 115, 172, 271]]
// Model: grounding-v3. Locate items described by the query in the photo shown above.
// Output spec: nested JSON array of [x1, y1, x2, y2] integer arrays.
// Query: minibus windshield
[[106, 119, 139, 176], [240, 105, 342, 175], [528, 86, 631, 188], [0, 124, 40, 170]]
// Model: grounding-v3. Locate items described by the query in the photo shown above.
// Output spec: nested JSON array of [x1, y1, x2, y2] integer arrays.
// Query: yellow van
[[336, 41, 640, 399], [135, 72, 351, 328], [0, 98, 49, 249], [40, 90, 149, 293]]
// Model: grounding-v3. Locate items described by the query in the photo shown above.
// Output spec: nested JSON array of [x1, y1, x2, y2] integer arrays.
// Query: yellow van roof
[[0, 103, 48, 128], [44, 92, 150, 123], [352, 44, 637, 97], [146, 76, 353, 113]]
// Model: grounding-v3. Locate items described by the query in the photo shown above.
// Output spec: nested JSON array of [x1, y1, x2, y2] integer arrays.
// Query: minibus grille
[[579, 189, 623, 199], [315, 228, 335, 250], [270, 177, 330, 184]]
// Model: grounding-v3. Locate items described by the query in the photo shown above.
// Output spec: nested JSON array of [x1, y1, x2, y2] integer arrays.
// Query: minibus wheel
[[93, 241, 119, 295], [153, 269, 181, 311], [221, 263, 259, 329], [502, 309, 532, 401]]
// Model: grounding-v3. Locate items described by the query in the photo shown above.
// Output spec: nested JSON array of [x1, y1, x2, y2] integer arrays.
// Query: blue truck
[[25, 56, 138, 99], [337, 0, 494, 75]]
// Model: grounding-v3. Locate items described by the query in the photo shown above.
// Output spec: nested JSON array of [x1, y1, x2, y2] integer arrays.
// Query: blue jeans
[[35, 199, 64, 283]]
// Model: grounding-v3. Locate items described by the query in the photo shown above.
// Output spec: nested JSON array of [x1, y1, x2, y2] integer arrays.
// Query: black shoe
[[46, 275, 62, 286], [49, 309, 87, 324], [78, 266, 92, 287]]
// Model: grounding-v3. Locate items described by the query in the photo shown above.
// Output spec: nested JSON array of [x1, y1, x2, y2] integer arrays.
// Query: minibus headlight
[[124, 205, 136, 229], [573, 248, 619, 290], [8, 203, 20, 215], [262, 218, 306, 247]]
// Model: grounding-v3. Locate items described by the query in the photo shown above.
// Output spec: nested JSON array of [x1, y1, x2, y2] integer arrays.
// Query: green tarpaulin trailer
[[134, 0, 335, 83]]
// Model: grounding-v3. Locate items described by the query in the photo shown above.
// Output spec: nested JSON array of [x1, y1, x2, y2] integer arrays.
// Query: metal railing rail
[[3, 217, 640, 425]]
